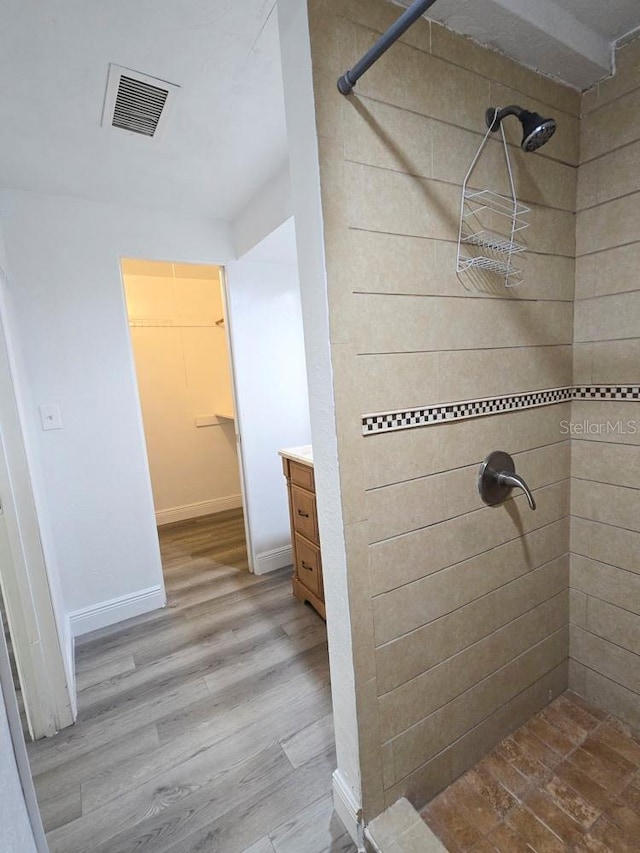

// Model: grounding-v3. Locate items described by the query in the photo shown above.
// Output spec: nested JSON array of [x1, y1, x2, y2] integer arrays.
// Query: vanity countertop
[[278, 444, 313, 467]]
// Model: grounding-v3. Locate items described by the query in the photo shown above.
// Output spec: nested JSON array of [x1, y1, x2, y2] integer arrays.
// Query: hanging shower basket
[[456, 112, 530, 287]]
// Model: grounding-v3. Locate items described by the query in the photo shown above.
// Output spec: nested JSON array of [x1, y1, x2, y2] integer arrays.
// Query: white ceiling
[[0, 1, 639, 226], [0, 0, 287, 221]]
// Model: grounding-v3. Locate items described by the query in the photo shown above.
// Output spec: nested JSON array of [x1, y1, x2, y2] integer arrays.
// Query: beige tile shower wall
[[571, 36, 640, 729], [307, 0, 578, 817]]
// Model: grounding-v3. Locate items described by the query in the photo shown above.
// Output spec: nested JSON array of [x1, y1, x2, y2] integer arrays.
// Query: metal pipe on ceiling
[[337, 0, 438, 95]]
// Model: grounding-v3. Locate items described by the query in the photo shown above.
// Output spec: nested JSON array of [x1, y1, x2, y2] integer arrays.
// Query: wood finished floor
[[422, 690, 640, 852], [27, 510, 354, 853]]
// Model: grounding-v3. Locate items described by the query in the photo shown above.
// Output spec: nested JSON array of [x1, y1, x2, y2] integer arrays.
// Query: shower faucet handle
[[495, 470, 536, 510], [478, 451, 536, 510]]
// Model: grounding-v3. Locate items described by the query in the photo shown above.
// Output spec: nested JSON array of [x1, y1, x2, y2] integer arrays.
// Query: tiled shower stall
[[290, 0, 639, 827]]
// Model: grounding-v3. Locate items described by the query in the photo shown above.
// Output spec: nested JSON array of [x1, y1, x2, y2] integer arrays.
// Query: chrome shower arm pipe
[[485, 105, 525, 131], [337, 0, 438, 95]]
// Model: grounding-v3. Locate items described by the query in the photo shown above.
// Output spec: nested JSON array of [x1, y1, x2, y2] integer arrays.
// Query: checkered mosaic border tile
[[573, 385, 640, 401], [362, 385, 640, 436]]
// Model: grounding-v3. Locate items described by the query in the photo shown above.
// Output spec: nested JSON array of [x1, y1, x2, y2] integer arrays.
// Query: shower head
[[486, 105, 556, 152], [519, 111, 557, 152]]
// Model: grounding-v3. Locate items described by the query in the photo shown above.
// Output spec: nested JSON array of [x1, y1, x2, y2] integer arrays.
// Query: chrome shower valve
[[478, 450, 536, 510]]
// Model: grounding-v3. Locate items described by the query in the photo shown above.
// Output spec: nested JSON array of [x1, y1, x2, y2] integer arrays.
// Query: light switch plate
[[40, 404, 63, 431]]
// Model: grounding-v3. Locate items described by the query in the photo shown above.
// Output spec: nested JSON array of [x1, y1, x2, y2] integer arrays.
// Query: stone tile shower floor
[[421, 691, 640, 852]]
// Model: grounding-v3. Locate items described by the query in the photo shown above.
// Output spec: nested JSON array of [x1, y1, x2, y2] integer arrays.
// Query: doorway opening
[[121, 258, 250, 592], [121, 256, 259, 656]]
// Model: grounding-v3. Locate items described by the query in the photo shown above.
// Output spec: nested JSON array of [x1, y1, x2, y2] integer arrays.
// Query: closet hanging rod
[[337, 0, 438, 95]]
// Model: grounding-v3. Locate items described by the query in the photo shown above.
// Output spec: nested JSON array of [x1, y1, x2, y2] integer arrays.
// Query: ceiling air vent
[[102, 64, 179, 140]]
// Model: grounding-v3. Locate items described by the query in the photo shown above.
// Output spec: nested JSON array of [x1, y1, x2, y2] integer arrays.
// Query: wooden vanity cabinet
[[281, 457, 325, 619]]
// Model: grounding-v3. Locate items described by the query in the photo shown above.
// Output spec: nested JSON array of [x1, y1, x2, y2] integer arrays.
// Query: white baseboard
[[156, 495, 242, 526], [69, 586, 166, 637], [254, 544, 293, 575], [333, 769, 365, 851]]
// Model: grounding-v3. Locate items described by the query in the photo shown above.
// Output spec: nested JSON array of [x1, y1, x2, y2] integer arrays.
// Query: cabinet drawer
[[289, 460, 315, 492], [291, 485, 318, 543], [294, 534, 321, 598]]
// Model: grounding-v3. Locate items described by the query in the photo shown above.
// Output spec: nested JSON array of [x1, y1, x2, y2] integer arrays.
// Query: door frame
[[119, 259, 253, 569], [0, 609, 48, 851], [0, 267, 74, 739], [219, 267, 254, 571]]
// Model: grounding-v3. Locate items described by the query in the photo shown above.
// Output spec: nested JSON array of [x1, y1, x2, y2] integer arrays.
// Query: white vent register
[[102, 64, 179, 139]]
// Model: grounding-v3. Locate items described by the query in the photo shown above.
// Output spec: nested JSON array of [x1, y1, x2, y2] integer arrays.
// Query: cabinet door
[[294, 534, 321, 598], [291, 485, 318, 543], [288, 460, 315, 492]]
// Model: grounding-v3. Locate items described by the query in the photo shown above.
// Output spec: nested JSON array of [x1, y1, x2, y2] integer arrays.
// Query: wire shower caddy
[[456, 111, 530, 287]]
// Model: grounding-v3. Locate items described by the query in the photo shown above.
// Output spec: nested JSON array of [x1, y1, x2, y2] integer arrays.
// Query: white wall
[[277, 0, 362, 842], [123, 261, 241, 525], [0, 188, 233, 635], [0, 226, 74, 728], [232, 163, 293, 259], [0, 273, 73, 701], [225, 218, 311, 573]]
